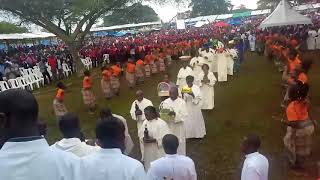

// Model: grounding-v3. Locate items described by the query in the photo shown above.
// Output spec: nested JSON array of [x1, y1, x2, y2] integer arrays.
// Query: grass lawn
[[35, 52, 320, 180]]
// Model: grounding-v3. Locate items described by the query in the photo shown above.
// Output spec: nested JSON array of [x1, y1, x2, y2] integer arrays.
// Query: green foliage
[[257, 0, 305, 9], [0, 21, 28, 34], [103, 3, 159, 26], [189, 0, 231, 18]]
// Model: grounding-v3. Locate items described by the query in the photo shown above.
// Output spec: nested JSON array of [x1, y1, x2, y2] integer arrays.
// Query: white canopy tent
[[259, 0, 312, 28]]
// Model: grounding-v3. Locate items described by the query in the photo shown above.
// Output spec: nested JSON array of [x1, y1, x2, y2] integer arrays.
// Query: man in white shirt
[[160, 87, 188, 155], [176, 60, 194, 90], [241, 134, 269, 180], [51, 113, 98, 157], [100, 108, 134, 155], [81, 117, 147, 180], [147, 134, 197, 180], [0, 89, 81, 180], [130, 90, 153, 160]]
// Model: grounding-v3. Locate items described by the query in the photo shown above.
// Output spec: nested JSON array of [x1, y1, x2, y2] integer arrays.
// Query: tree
[[0, 21, 28, 34], [257, 0, 306, 9], [189, 0, 232, 18], [103, 3, 159, 26], [0, 0, 168, 72], [232, 4, 251, 13]]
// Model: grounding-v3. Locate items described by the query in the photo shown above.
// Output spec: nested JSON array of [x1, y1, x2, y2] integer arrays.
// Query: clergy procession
[[2, 0, 320, 179]]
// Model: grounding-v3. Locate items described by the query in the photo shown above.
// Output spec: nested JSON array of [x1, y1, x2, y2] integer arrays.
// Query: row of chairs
[[0, 63, 73, 92], [81, 54, 110, 70]]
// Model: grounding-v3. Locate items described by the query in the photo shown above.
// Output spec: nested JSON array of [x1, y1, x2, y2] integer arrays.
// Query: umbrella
[[214, 21, 229, 28]]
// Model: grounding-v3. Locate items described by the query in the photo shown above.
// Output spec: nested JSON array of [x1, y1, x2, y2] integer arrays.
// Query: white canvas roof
[[259, 0, 312, 28], [0, 32, 55, 40]]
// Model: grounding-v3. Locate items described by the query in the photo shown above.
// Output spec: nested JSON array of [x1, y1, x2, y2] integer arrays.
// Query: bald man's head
[[169, 87, 178, 100], [136, 90, 144, 102], [163, 134, 179, 154]]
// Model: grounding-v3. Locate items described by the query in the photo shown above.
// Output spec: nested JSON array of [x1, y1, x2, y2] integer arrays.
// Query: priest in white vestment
[[196, 64, 217, 110], [99, 109, 134, 155], [160, 87, 188, 155], [226, 45, 238, 76], [182, 76, 206, 139], [81, 117, 147, 180], [307, 29, 317, 50], [51, 113, 99, 157], [216, 48, 228, 82], [176, 61, 194, 90], [130, 90, 153, 160], [147, 134, 197, 180], [248, 34, 256, 52], [138, 106, 171, 170], [190, 54, 203, 80]]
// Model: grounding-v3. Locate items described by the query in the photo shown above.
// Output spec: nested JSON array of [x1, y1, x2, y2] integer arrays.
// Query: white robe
[[226, 48, 238, 76], [176, 67, 194, 89], [138, 118, 171, 170], [113, 114, 134, 155], [197, 71, 217, 110], [316, 29, 320, 49], [81, 148, 147, 180], [147, 154, 197, 180], [182, 85, 206, 139], [248, 35, 256, 52], [190, 57, 203, 80], [0, 138, 81, 180], [216, 52, 228, 82], [130, 98, 153, 160], [160, 98, 188, 155], [51, 138, 99, 157], [307, 30, 317, 50], [200, 51, 216, 73]]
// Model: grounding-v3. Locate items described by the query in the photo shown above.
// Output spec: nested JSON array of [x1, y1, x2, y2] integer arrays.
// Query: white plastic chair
[[103, 54, 110, 64], [62, 63, 72, 77], [8, 79, 23, 89], [81, 58, 90, 70], [24, 75, 40, 89], [16, 77, 33, 90], [85, 57, 93, 68], [33, 74, 44, 86], [0, 81, 10, 92], [27, 68, 35, 75]]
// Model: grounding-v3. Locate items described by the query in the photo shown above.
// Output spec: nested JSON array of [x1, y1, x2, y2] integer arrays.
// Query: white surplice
[[138, 118, 171, 170], [51, 138, 99, 157], [113, 114, 134, 155], [307, 30, 317, 50], [248, 34, 256, 52], [216, 52, 228, 82], [182, 85, 206, 139], [225, 48, 238, 76], [81, 148, 147, 180], [176, 67, 194, 89], [147, 154, 197, 180], [160, 97, 188, 155], [130, 98, 153, 160], [190, 57, 203, 80], [0, 138, 81, 180], [197, 71, 217, 110], [200, 51, 216, 73]]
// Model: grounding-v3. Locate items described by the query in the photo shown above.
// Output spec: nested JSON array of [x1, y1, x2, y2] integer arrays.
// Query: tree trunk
[[67, 42, 84, 77]]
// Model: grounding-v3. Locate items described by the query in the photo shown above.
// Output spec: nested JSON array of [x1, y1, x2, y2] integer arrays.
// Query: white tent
[[259, 0, 312, 28]]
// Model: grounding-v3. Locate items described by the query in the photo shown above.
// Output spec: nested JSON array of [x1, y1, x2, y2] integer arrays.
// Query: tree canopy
[[0, 22, 28, 34], [103, 3, 159, 26], [0, 0, 171, 70], [257, 0, 306, 9], [189, 0, 232, 18]]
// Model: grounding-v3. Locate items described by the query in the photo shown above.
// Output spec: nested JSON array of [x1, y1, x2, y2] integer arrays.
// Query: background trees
[[0, 22, 28, 34], [189, 0, 232, 18], [103, 3, 159, 26]]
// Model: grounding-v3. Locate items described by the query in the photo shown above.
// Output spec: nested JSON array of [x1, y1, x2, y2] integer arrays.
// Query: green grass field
[[35, 52, 320, 180]]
